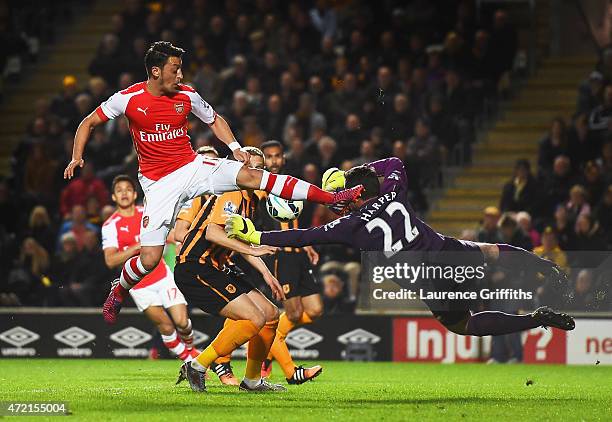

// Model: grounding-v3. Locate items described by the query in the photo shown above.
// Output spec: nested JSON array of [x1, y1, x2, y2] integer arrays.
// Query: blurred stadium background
[[0, 0, 610, 365]]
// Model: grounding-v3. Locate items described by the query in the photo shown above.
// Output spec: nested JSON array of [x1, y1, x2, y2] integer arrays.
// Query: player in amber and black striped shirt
[[174, 148, 287, 393]]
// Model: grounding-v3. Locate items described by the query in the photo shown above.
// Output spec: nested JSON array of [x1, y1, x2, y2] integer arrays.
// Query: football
[[266, 194, 303, 222]]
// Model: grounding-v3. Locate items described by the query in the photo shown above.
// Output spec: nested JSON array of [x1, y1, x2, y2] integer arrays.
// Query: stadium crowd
[[0, 0, 609, 316]]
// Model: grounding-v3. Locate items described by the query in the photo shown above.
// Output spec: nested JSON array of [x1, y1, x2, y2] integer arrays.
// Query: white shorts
[[129, 272, 188, 312], [138, 156, 243, 246]]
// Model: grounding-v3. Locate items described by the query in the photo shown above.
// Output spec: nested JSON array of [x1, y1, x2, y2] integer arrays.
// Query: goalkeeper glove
[[225, 214, 262, 245], [321, 167, 345, 192]]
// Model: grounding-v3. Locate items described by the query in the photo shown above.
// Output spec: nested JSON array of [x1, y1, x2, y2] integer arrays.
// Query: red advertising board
[[393, 318, 488, 363]]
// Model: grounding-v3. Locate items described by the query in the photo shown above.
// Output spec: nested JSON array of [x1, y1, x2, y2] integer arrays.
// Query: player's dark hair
[[111, 174, 137, 192], [345, 165, 380, 200], [144, 41, 185, 77], [260, 140, 283, 153]]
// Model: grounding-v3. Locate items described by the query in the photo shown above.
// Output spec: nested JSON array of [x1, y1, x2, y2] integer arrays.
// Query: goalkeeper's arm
[[225, 214, 349, 248]]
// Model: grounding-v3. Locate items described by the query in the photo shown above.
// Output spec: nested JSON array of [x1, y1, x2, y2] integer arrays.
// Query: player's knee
[[172, 314, 189, 330], [157, 321, 175, 336], [305, 303, 323, 320], [139, 249, 161, 271], [250, 311, 266, 330], [266, 303, 280, 322], [285, 307, 303, 323]]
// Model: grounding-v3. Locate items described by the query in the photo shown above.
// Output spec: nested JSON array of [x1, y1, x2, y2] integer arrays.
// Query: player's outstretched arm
[[226, 214, 347, 248], [205, 222, 277, 257], [64, 111, 104, 179], [208, 114, 250, 163]]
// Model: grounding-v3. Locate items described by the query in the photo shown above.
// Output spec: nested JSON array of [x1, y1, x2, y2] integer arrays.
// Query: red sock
[[118, 256, 151, 295], [260, 172, 334, 204]]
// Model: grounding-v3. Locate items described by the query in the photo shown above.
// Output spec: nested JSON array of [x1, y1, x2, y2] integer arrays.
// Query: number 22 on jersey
[[365, 202, 420, 254]]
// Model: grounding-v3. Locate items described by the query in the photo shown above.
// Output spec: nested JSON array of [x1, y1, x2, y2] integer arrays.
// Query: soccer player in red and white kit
[[102, 175, 199, 362], [63, 41, 363, 324]]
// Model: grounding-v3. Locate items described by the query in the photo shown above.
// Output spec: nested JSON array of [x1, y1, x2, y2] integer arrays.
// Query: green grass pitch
[[1, 359, 611, 421]]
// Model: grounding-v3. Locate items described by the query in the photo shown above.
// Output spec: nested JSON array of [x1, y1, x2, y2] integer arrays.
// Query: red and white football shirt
[[101, 206, 168, 289], [95, 82, 217, 181]]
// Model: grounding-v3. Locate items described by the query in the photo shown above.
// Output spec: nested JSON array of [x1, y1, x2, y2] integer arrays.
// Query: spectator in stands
[[572, 214, 606, 253], [566, 185, 591, 225], [442, 68, 470, 120], [500, 159, 540, 216], [221, 55, 248, 103], [542, 156, 576, 217], [516, 211, 540, 248], [258, 94, 286, 143], [24, 143, 58, 202], [588, 84, 612, 132], [59, 162, 109, 217], [477, 206, 502, 243], [49, 232, 80, 305], [57, 205, 99, 251], [538, 117, 568, 177], [568, 269, 595, 311], [597, 139, 612, 180], [568, 112, 601, 169], [498, 213, 533, 250], [384, 93, 415, 142], [467, 30, 495, 92], [284, 92, 326, 144], [26, 206, 55, 254], [88, 33, 123, 87], [582, 161, 606, 205], [428, 94, 457, 153], [533, 226, 569, 274], [69, 92, 94, 131], [50, 75, 79, 127], [7, 238, 50, 306], [595, 185, 612, 249], [577, 71, 604, 113], [352, 140, 378, 166], [553, 205, 575, 251], [316, 136, 340, 170], [193, 61, 222, 106], [335, 113, 366, 159], [321, 274, 355, 315], [406, 117, 440, 186], [325, 73, 362, 126], [488, 9, 517, 84]]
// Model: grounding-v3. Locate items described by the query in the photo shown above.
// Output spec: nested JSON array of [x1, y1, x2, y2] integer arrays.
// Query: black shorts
[[423, 236, 485, 326], [273, 251, 320, 299], [174, 261, 255, 315]]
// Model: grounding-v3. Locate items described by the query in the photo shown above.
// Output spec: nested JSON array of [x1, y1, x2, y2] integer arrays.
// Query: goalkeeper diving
[[226, 158, 575, 337]]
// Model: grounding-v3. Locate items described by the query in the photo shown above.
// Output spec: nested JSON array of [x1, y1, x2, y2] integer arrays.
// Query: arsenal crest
[[143, 216, 149, 228], [174, 102, 184, 114]]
